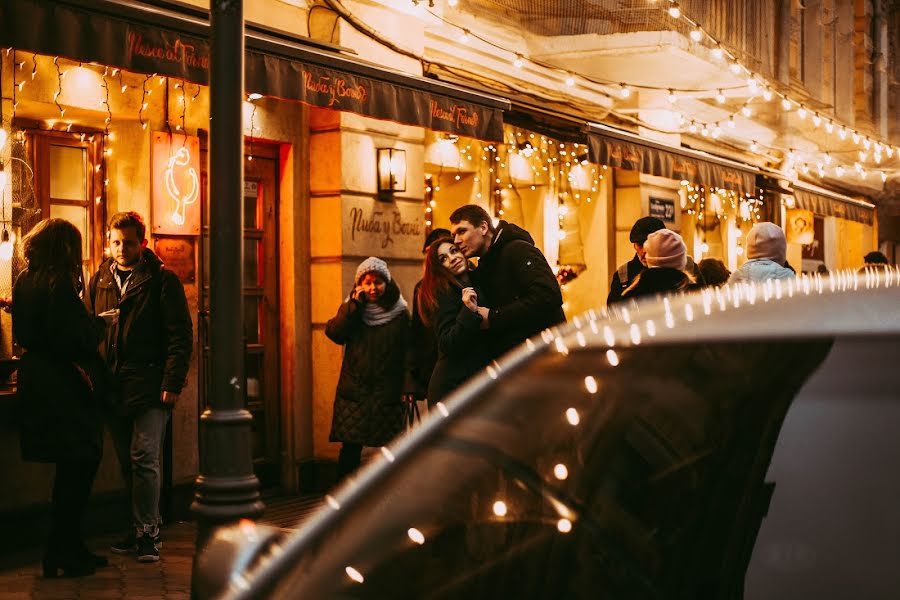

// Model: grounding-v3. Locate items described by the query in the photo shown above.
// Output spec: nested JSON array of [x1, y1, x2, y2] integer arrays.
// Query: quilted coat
[[326, 297, 410, 447]]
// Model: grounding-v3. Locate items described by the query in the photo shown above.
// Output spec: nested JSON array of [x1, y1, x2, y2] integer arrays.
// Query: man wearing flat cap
[[607, 216, 666, 306]]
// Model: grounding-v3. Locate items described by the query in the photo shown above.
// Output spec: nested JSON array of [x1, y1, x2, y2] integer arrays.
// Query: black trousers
[[48, 459, 100, 554], [337, 443, 363, 481]]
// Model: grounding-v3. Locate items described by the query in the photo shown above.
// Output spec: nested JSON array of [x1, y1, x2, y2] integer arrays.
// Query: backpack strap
[[617, 262, 630, 286]]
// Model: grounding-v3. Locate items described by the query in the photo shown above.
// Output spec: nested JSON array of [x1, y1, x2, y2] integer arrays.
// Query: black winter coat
[[470, 221, 566, 359], [607, 254, 645, 306], [326, 293, 409, 447], [12, 269, 107, 463], [620, 267, 697, 300], [609, 254, 705, 306], [87, 249, 193, 414], [406, 280, 437, 401], [426, 283, 490, 405]]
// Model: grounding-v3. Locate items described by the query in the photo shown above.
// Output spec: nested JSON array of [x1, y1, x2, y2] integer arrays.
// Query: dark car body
[[197, 269, 900, 600]]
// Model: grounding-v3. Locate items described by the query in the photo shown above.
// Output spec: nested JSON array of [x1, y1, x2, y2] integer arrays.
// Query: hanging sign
[[152, 132, 201, 236]]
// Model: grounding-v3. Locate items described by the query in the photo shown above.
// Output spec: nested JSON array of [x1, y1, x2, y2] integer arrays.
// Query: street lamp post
[[191, 0, 263, 553]]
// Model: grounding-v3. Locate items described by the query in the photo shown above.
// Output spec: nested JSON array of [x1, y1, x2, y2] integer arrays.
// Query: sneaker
[[136, 533, 160, 563], [111, 530, 162, 554]]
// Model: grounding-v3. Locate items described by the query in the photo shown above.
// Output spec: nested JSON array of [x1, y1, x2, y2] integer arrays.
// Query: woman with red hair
[[418, 236, 490, 405]]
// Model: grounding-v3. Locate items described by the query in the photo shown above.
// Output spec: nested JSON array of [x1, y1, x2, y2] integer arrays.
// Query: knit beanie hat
[[644, 229, 687, 270], [355, 256, 391, 284], [745, 222, 787, 264], [630, 216, 666, 244]]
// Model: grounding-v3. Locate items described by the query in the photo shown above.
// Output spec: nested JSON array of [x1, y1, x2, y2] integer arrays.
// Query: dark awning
[[0, 0, 508, 141], [586, 122, 758, 194], [792, 182, 875, 225]]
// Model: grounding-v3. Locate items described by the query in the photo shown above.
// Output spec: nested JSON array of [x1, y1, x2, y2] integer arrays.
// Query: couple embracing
[[418, 205, 566, 404]]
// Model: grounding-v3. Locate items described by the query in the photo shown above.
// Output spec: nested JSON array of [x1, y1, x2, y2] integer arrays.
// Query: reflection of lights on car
[[553, 464, 568, 480], [565, 408, 580, 426], [492, 501, 508, 517], [606, 349, 619, 366], [407, 528, 425, 545]]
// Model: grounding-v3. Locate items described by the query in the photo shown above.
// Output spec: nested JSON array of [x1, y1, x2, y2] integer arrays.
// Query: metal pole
[[192, 0, 262, 550]]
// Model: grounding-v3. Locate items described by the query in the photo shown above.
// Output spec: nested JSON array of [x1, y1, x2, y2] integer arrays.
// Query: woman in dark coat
[[417, 237, 490, 405], [12, 218, 112, 577], [326, 257, 410, 480], [622, 229, 697, 301]]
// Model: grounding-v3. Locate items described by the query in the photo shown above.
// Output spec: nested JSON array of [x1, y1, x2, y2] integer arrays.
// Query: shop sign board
[[650, 197, 676, 222], [153, 235, 196, 283], [342, 197, 424, 258]]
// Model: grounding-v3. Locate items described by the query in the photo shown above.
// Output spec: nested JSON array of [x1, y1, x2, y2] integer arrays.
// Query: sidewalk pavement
[[0, 521, 197, 600], [0, 495, 323, 600]]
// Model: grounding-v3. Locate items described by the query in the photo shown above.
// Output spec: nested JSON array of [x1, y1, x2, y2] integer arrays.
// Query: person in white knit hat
[[729, 222, 795, 284], [621, 229, 697, 300], [325, 256, 410, 481]]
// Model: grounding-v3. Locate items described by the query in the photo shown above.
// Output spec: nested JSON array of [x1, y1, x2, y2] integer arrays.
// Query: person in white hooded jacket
[[729, 222, 795, 284]]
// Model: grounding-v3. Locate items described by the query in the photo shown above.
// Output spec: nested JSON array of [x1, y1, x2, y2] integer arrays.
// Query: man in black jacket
[[606, 216, 666, 306], [86, 212, 192, 564], [450, 205, 565, 359]]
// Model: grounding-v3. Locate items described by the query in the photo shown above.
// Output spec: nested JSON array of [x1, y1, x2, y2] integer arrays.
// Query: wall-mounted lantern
[[377, 148, 407, 196]]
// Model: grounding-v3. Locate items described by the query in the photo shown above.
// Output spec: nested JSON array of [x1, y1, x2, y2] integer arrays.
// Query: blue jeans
[[108, 407, 169, 533]]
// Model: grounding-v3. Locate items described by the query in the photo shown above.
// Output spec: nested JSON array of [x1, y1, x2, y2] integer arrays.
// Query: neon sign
[[151, 132, 201, 235]]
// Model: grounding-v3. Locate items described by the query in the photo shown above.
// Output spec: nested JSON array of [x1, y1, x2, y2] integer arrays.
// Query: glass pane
[[49, 145, 87, 200], [243, 238, 260, 286], [244, 295, 260, 344], [246, 352, 263, 405], [50, 203, 89, 259], [244, 181, 260, 229]]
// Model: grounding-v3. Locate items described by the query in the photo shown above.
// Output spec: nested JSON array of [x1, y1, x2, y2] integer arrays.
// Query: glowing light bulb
[[741, 106, 752, 117], [812, 114, 821, 127], [557, 519, 573, 533], [762, 88, 773, 101], [690, 28, 703, 42], [716, 89, 726, 104], [711, 47, 724, 60], [781, 98, 792, 111], [619, 84, 631, 98], [565, 75, 575, 87], [513, 54, 524, 69], [565, 408, 580, 426], [667, 89, 677, 104], [668, 4, 681, 18], [584, 376, 598, 394], [825, 121, 834, 134], [492, 501, 508, 517], [730, 62, 742, 74], [797, 106, 807, 119]]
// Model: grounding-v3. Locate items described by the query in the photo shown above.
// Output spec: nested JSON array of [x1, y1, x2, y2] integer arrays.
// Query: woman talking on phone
[[417, 236, 491, 406], [325, 257, 410, 481]]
